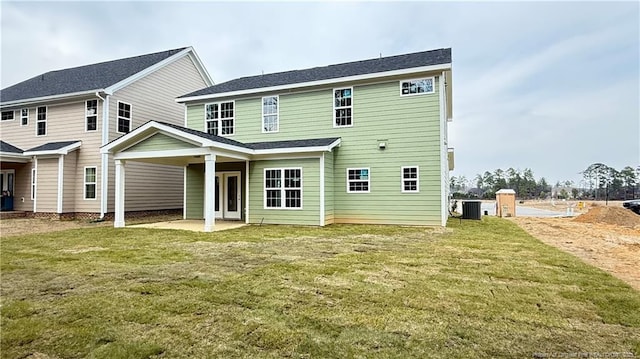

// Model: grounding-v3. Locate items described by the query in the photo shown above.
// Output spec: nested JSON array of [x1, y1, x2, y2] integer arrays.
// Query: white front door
[[214, 172, 241, 220]]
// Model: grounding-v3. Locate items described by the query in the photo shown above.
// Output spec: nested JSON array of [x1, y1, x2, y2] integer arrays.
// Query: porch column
[[114, 159, 125, 228], [245, 160, 250, 224], [204, 154, 216, 232]]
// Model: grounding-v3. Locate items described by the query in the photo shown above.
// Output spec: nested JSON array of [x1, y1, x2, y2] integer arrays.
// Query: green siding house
[[102, 48, 454, 231]]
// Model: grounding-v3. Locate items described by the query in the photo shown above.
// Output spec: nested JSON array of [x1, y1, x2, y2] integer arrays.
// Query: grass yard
[[1, 218, 639, 358]]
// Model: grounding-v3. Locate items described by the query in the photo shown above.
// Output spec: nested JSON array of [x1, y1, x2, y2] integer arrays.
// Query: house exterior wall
[[324, 151, 334, 225], [186, 76, 444, 225], [107, 55, 209, 213], [184, 161, 246, 220], [63, 151, 77, 213], [34, 158, 58, 212], [248, 157, 320, 225], [0, 162, 31, 211], [0, 100, 104, 214]]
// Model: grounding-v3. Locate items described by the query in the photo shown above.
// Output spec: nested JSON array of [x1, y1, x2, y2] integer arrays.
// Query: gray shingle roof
[[0, 140, 23, 154], [25, 141, 81, 152], [180, 48, 451, 98], [157, 121, 339, 151], [1, 48, 187, 103]]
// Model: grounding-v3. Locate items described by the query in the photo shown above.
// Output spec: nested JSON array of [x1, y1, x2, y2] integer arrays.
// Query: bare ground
[[511, 216, 640, 290]]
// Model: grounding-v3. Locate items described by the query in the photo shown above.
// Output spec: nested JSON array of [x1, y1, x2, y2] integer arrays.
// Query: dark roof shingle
[[1, 48, 187, 103], [0, 140, 23, 154], [180, 48, 451, 98], [157, 122, 339, 151], [25, 141, 81, 153]]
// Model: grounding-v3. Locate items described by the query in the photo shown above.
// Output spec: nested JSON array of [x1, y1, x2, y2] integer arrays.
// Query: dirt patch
[[573, 206, 640, 228], [511, 217, 640, 290]]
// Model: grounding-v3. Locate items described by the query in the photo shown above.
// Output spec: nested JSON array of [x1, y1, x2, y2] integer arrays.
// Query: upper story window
[[117, 101, 131, 133], [400, 78, 435, 96], [205, 101, 234, 136], [86, 100, 98, 131], [20, 109, 28, 126], [264, 168, 302, 209], [36, 107, 47, 136], [1, 111, 14, 121], [262, 96, 279, 133], [401, 166, 419, 193], [347, 168, 370, 193], [334, 88, 353, 127]]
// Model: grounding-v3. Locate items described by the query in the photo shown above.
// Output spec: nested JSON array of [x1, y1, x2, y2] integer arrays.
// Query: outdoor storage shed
[[496, 189, 516, 217]]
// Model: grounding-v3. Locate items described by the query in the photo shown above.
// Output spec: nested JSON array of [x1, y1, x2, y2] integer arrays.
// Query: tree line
[[450, 163, 639, 200]]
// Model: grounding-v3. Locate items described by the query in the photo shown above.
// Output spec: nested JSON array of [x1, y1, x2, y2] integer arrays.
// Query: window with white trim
[[86, 100, 98, 131], [400, 78, 434, 96], [1, 111, 14, 121], [31, 168, 36, 200], [264, 168, 302, 209], [334, 87, 352, 127], [117, 102, 131, 133], [20, 109, 28, 126], [401, 166, 419, 192], [84, 167, 97, 199], [347, 168, 370, 193], [262, 96, 278, 133], [36, 107, 46, 136], [205, 101, 234, 136]]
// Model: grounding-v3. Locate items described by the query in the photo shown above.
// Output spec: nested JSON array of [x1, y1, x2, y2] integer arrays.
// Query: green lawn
[[1, 218, 638, 358]]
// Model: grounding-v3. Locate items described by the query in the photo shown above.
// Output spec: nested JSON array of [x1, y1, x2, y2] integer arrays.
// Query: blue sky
[[1, 1, 638, 185]]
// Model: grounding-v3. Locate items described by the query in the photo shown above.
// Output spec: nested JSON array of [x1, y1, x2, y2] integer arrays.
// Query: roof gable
[[179, 48, 451, 99], [1, 47, 191, 104]]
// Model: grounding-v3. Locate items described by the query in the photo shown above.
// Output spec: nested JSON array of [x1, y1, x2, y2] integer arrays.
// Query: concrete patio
[[128, 220, 247, 232]]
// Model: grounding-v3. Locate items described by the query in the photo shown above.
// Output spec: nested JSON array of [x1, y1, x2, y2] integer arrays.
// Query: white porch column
[[114, 159, 125, 228], [57, 155, 64, 214], [245, 160, 250, 224], [204, 154, 216, 232]]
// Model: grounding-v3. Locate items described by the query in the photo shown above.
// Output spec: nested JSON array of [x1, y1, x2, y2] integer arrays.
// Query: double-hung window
[[1, 111, 14, 121], [36, 107, 47, 136], [334, 87, 352, 127], [347, 168, 370, 193], [117, 101, 131, 133], [264, 168, 302, 209], [401, 166, 419, 192], [205, 101, 234, 136], [262, 96, 278, 133], [86, 100, 98, 131], [20, 109, 28, 126], [84, 167, 97, 199], [400, 78, 435, 96]]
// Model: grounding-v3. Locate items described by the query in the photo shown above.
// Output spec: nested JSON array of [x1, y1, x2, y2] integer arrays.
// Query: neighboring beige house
[[0, 47, 213, 219]]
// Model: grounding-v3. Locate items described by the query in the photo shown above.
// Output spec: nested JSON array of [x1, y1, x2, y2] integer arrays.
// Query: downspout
[[96, 91, 109, 219]]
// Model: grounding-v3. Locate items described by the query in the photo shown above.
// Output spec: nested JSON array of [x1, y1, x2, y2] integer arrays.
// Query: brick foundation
[[14, 208, 183, 221]]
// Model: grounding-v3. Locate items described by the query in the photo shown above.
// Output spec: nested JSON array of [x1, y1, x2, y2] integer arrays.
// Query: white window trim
[[1, 110, 15, 122], [204, 100, 235, 137], [84, 166, 97, 200], [20, 108, 28, 126], [400, 77, 435, 97], [261, 95, 279, 133], [401, 166, 420, 193], [346, 167, 370, 193], [31, 167, 36, 200], [85, 99, 98, 132], [263, 167, 303, 210], [116, 101, 132, 134], [333, 87, 353, 128], [36, 106, 47, 137]]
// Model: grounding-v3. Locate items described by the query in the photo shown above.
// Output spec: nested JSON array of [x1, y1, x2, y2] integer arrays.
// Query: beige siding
[[0, 162, 32, 211], [107, 55, 209, 212], [35, 158, 58, 212], [63, 151, 78, 212]]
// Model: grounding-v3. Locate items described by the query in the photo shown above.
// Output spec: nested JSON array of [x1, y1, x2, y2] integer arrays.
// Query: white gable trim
[[177, 63, 452, 103]]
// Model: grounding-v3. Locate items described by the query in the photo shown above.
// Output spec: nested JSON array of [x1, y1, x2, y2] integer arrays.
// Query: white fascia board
[[114, 147, 213, 160], [176, 63, 452, 103], [252, 140, 341, 155], [1, 90, 104, 108], [23, 141, 82, 156], [0, 153, 30, 162], [106, 48, 194, 93], [188, 48, 214, 86]]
